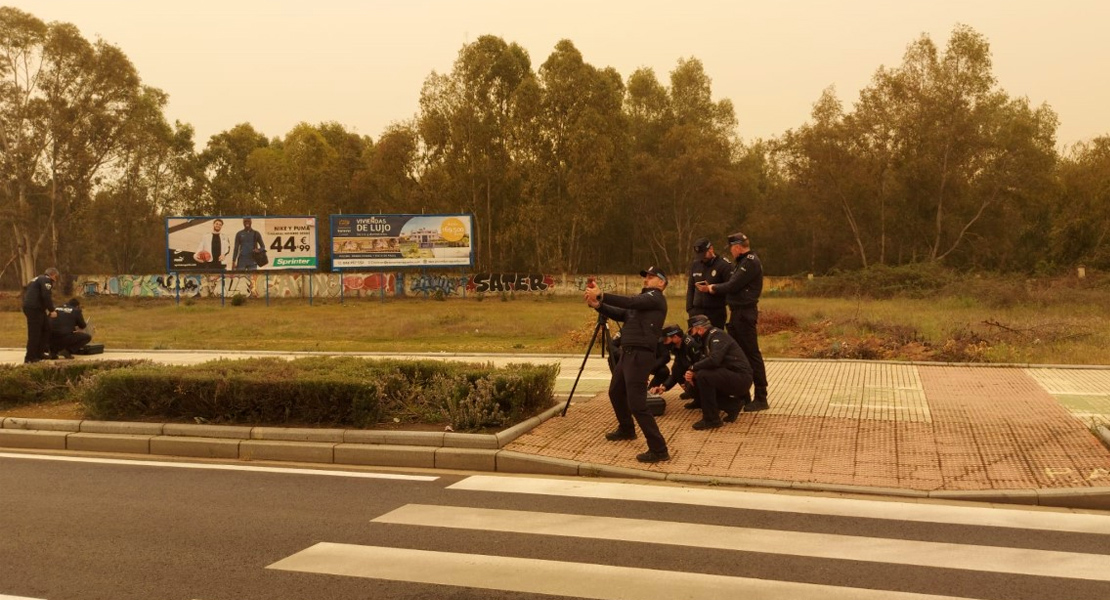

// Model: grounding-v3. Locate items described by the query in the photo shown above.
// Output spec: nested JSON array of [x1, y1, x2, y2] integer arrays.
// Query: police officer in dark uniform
[[650, 323, 704, 409], [687, 238, 732, 328], [685, 314, 753, 429], [22, 267, 59, 364], [607, 330, 673, 389], [585, 266, 670, 463], [696, 232, 769, 411], [49, 298, 92, 359]]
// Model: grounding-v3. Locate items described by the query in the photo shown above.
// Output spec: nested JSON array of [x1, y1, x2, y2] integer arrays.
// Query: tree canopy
[[3, 8, 1108, 286]]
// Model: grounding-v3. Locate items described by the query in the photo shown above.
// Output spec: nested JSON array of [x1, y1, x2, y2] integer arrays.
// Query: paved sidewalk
[[514, 360, 1110, 493], [3, 349, 1110, 499]]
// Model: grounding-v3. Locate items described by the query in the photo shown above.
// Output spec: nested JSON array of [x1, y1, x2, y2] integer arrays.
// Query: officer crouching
[[684, 314, 753, 429], [49, 298, 92, 359], [650, 323, 704, 409]]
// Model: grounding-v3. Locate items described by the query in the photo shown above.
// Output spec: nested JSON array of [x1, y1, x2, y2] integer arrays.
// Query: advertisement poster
[[166, 216, 318, 272], [330, 214, 474, 269]]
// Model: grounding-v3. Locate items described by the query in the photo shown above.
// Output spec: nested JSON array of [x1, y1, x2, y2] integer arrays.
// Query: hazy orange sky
[[9, 0, 1108, 149]]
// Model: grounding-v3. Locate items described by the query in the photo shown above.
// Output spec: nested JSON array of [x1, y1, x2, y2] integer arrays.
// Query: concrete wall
[[72, 272, 807, 300]]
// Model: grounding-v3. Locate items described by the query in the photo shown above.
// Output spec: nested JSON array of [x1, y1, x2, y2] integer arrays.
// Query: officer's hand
[[649, 385, 663, 394], [49, 311, 57, 318]]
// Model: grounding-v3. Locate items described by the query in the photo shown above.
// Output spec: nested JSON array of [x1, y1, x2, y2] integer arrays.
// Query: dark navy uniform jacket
[[686, 255, 733, 313], [22, 275, 56, 311], [714, 251, 763, 308], [594, 287, 667, 351], [50, 305, 87, 335], [691, 327, 752, 376]]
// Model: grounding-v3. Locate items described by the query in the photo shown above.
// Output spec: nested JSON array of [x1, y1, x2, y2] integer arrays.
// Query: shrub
[[0, 360, 149, 409], [230, 293, 246, 306], [74, 356, 558, 431], [805, 263, 955, 299]]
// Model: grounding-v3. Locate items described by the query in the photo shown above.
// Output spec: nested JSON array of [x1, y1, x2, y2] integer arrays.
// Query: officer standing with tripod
[[585, 267, 670, 463]]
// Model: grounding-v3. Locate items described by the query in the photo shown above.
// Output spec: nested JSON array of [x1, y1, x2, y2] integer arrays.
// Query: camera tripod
[[561, 312, 615, 416]]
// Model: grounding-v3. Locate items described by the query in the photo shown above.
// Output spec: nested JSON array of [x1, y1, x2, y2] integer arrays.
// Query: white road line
[[449, 475, 1110, 534], [268, 542, 967, 600], [0, 595, 47, 600], [0, 452, 436, 481], [375, 504, 1110, 582]]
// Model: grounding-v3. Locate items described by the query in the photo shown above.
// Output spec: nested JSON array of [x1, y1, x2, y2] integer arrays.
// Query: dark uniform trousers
[[608, 346, 667, 453], [23, 308, 50, 362], [51, 331, 92, 354], [727, 305, 768, 400], [696, 367, 752, 422]]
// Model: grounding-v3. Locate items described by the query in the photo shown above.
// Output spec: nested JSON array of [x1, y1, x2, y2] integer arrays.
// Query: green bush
[[74, 356, 558, 431], [0, 360, 150, 409], [805, 263, 955, 299]]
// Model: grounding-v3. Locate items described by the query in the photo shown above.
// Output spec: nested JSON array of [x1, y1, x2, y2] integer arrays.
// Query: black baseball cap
[[639, 266, 667, 283], [661, 324, 683, 338], [693, 238, 712, 254], [687, 314, 711, 329], [727, 232, 749, 246]]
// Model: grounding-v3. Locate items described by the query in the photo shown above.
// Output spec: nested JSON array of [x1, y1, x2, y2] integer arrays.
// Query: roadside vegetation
[[3, 269, 1107, 364], [0, 358, 557, 432]]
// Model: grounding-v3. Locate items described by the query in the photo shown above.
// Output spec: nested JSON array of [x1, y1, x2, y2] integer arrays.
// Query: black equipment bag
[[73, 344, 104, 355], [646, 392, 666, 416]]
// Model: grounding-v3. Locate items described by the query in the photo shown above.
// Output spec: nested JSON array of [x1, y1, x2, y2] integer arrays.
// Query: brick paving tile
[[503, 361, 1110, 492]]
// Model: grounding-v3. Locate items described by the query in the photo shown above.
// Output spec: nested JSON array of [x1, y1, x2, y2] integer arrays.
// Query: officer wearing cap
[[585, 266, 670, 463], [49, 298, 92, 359], [22, 267, 59, 364], [695, 232, 769, 411], [685, 314, 753, 429], [687, 238, 732, 328], [650, 323, 705, 409]]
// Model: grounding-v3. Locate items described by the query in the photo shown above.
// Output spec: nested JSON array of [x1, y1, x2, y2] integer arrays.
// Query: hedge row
[[73, 356, 558, 431], [0, 360, 149, 408]]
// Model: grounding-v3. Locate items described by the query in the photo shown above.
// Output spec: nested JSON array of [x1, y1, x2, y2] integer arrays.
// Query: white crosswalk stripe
[[269, 543, 969, 600], [267, 475, 1110, 599], [372, 504, 1110, 581], [449, 475, 1110, 534]]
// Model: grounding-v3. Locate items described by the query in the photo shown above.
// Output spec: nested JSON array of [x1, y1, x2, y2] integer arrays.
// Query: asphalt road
[[1, 452, 1108, 600]]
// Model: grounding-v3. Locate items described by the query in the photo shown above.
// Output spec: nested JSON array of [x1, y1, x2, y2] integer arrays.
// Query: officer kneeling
[[49, 298, 92, 359], [684, 314, 753, 430]]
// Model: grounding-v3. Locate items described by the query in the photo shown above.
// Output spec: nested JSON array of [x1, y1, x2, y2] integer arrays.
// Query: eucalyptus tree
[[515, 39, 627, 273], [626, 58, 742, 275], [868, 25, 1057, 267], [772, 25, 1058, 272], [417, 35, 533, 270], [194, 123, 270, 215], [1053, 137, 1110, 269], [1, 7, 166, 284]]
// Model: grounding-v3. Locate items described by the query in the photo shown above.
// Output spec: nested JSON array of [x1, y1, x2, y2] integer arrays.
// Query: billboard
[[330, 214, 474, 269], [166, 216, 318, 272]]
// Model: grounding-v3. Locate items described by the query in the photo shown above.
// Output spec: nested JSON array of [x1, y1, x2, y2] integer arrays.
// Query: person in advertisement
[[194, 218, 231, 269], [232, 218, 266, 270]]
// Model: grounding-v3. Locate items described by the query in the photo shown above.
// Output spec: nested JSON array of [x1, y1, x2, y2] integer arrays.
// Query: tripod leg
[[561, 318, 607, 417]]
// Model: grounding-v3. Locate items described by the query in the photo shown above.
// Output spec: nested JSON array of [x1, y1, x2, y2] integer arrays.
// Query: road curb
[[2, 411, 1108, 511]]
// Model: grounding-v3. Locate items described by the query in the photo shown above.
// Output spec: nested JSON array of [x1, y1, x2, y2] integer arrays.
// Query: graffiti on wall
[[406, 274, 470, 297], [75, 272, 803, 299], [468, 273, 555, 293], [342, 273, 396, 296]]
